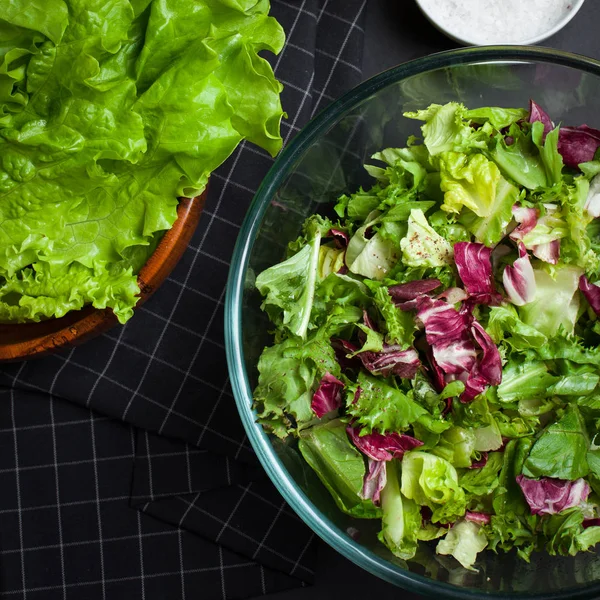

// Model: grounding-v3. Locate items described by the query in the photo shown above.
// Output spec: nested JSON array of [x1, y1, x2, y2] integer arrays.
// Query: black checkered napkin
[[0, 1, 367, 598]]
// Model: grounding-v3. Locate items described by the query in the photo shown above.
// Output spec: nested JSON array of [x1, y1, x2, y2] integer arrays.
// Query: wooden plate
[[0, 191, 207, 362]]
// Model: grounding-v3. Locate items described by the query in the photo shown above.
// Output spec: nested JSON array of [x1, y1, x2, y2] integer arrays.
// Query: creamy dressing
[[418, 0, 576, 44]]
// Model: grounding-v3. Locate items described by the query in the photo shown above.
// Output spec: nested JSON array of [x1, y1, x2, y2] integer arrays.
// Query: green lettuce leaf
[[519, 265, 583, 338], [531, 123, 563, 187], [487, 305, 548, 350], [365, 281, 416, 349], [346, 371, 427, 433], [256, 227, 322, 340], [346, 212, 400, 280], [432, 427, 476, 468], [439, 152, 518, 245], [436, 519, 488, 570], [522, 405, 590, 480], [489, 438, 539, 561], [298, 419, 382, 519], [496, 360, 557, 403], [404, 102, 486, 156], [400, 209, 454, 267], [1, 0, 285, 322], [542, 509, 600, 556], [459, 451, 503, 496], [401, 451, 467, 523], [464, 106, 527, 130], [253, 330, 340, 438], [378, 460, 421, 559]]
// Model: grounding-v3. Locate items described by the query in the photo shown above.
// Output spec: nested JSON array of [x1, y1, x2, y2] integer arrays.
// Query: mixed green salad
[[0, 0, 284, 323], [253, 100, 600, 569]]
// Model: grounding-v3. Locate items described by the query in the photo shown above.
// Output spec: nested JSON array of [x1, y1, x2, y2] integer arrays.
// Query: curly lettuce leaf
[[0, 0, 285, 322], [459, 451, 503, 497], [346, 371, 426, 434], [404, 102, 487, 157], [439, 152, 518, 245], [401, 450, 467, 524], [489, 438, 539, 561], [253, 330, 340, 438]]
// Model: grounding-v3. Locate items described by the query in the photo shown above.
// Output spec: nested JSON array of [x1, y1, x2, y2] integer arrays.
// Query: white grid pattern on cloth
[[175, 494, 315, 578], [10, 379, 26, 600], [48, 352, 73, 600], [0, 2, 368, 598], [1, 394, 309, 599], [89, 412, 107, 600], [8, 361, 246, 452]]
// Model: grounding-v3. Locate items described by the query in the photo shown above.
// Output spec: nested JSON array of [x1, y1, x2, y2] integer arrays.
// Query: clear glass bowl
[[225, 47, 600, 599]]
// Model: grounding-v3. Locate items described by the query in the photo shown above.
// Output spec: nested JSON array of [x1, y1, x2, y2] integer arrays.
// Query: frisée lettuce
[[0, 0, 285, 323], [253, 100, 600, 570]]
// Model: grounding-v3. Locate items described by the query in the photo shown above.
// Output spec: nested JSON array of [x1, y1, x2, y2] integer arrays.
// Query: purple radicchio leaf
[[460, 321, 502, 403], [469, 452, 489, 469], [510, 205, 561, 264], [425, 346, 447, 393], [510, 205, 538, 241], [388, 279, 442, 305], [516, 475, 590, 516], [464, 511, 491, 525], [360, 459, 387, 505], [415, 295, 473, 346], [558, 125, 600, 169], [432, 338, 478, 376], [583, 518, 600, 529], [331, 338, 360, 371], [579, 275, 600, 316], [358, 346, 421, 379], [362, 309, 378, 332], [346, 426, 424, 461], [454, 242, 503, 305], [311, 373, 344, 418], [528, 99, 554, 137], [503, 242, 536, 306], [327, 228, 349, 249], [532, 239, 561, 264]]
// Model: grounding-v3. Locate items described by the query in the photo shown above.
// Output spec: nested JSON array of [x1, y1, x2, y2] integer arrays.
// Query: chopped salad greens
[[253, 100, 600, 570], [0, 0, 284, 323]]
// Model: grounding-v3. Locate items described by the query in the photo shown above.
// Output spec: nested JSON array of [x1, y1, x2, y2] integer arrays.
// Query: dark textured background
[[257, 1, 600, 598]]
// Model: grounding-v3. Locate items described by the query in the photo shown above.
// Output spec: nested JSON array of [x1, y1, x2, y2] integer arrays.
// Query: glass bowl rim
[[225, 46, 600, 599]]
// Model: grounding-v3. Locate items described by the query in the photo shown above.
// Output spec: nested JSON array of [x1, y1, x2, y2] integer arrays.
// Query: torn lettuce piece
[[401, 451, 467, 524], [378, 460, 421, 560], [518, 265, 583, 338], [346, 212, 400, 280], [299, 419, 382, 519], [522, 405, 590, 481], [256, 227, 322, 339], [400, 209, 454, 268], [439, 152, 519, 245], [346, 371, 427, 433], [253, 331, 340, 438], [404, 102, 487, 156], [436, 519, 488, 570]]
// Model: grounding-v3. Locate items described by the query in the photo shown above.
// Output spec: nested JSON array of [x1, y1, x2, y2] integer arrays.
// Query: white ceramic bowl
[[415, 0, 585, 46]]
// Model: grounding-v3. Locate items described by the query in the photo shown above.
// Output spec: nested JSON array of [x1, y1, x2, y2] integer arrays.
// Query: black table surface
[[252, 1, 600, 599]]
